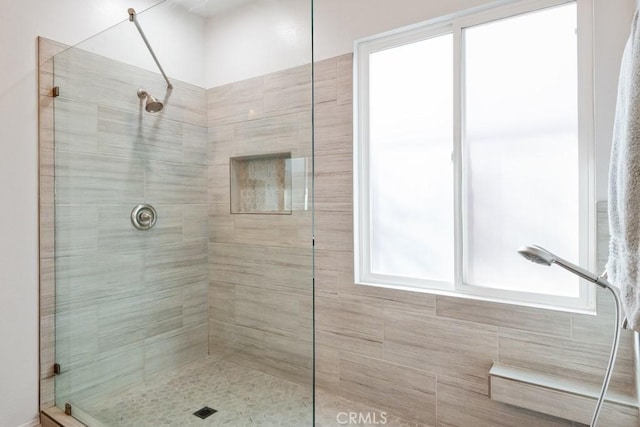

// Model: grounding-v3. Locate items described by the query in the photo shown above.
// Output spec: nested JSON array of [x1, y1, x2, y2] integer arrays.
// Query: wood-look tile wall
[[39, 39, 209, 408], [206, 64, 314, 386], [41, 37, 637, 425], [312, 54, 637, 426]]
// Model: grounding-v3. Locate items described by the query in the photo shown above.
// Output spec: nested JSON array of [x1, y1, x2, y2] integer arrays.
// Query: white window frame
[[354, 0, 596, 312]]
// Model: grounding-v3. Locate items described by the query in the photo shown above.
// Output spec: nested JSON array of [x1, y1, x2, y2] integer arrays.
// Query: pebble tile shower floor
[[78, 356, 427, 426]]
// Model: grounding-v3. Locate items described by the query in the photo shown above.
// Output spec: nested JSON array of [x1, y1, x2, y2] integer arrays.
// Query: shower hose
[[590, 282, 622, 427]]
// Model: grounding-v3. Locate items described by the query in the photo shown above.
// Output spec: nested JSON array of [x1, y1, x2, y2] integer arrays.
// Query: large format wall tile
[[208, 125, 234, 165], [263, 64, 312, 115], [53, 98, 98, 154], [144, 241, 208, 291], [183, 204, 209, 242], [208, 164, 230, 205], [55, 252, 145, 310], [143, 324, 208, 380], [55, 151, 145, 204], [315, 153, 353, 205], [55, 47, 206, 127], [55, 304, 99, 366], [437, 380, 573, 427], [207, 64, 314, 388], [209, 319, 267, 372], [209, 242, 266, 287], [43, 39, 639, 426], [263, 332, 313, 385], [315, 296, 384, 358], [233, 114, 299, 157], [47, 43, 209, 409], [316, 296, 384, 345], [234, 284, 308, 337], [97, 204, 183, 253], [182, 280, 208, 327], [315, 204, 353, 252], [97, 106, 183, 163], [55, 205, 99, 257], [336, 54, 353, 106], [208, 77, 264, 127], [384, 309, 498, 393], [183, 123, 208, 166], [145, 160, 208, 205], [339, 353, 437, 425], [313, 102, 352, 156], [308, 53, 638, 426], [435, 296, 572, 337], [314, 57, 338, 105], [62, 342, 145, 407]]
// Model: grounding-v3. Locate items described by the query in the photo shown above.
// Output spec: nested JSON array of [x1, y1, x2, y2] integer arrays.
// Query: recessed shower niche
[[230, 153, 293, 214]]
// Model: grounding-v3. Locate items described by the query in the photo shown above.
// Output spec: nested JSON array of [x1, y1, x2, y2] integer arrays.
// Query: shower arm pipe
[[128, 8, 173, 89]]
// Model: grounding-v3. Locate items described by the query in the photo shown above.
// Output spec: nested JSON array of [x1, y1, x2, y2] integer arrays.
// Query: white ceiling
[[171, 0, 257, 17]]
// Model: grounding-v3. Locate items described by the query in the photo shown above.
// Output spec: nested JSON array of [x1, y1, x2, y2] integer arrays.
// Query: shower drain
[[193, 406, 217, 419]]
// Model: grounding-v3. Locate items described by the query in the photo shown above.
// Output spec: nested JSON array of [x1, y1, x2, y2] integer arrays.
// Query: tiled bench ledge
[[489, 363, 639, 426]]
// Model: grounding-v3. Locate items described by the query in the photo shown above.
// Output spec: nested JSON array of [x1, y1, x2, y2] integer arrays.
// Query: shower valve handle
[[131, 204, 157, 230]]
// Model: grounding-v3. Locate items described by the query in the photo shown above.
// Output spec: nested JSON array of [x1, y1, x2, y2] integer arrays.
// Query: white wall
[[204, 0, 312, 88], [205, 0, 635, 199], [0, 1, 204, 426]]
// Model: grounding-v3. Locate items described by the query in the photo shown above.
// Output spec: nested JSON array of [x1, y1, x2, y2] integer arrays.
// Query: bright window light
[[355, 0, 592, 310], [369, 34, 454, 283], [463, 3, 579, 297]]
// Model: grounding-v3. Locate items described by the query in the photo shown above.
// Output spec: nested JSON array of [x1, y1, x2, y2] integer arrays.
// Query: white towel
[[608, 10, 640, 331]]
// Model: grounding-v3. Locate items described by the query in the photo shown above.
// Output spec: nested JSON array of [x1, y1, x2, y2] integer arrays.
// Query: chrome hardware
[[128, 8, 173, 89], [131, 204, 157, 230]]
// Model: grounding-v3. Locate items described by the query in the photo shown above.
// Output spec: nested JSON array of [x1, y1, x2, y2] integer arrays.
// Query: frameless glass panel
[[51, 0, 314, 425], [463, 3, 579, 297], [369, 34, 454, 283]]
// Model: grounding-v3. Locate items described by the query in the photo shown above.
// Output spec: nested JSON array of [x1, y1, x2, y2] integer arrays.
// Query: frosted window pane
[[463, 4, 580, 297], [369, 34, 454, 282]]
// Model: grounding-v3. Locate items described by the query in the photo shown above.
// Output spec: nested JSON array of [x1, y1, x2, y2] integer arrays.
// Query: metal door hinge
[[53, 363, 61, 375], [65, 403, 72, 416], [52, 86, 60, 97]]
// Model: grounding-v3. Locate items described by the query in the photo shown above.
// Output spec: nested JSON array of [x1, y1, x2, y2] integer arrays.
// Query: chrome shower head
[[517, 245, 603, 286], [137, 89, 164, 113], [517, 245, 555, 266]]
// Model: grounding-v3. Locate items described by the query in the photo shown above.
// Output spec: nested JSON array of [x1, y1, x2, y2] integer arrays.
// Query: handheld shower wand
[[517, 245, 622, 427]]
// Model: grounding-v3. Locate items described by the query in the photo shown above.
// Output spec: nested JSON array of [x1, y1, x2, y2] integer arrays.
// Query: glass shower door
[[49, 1, 314, 425]]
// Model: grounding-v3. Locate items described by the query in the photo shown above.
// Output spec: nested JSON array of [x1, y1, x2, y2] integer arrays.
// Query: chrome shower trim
[[517, 245, 603, 287], [131, 204, 157, 230], [137, 89, 164, 113], [128, 8, 173, 89]]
